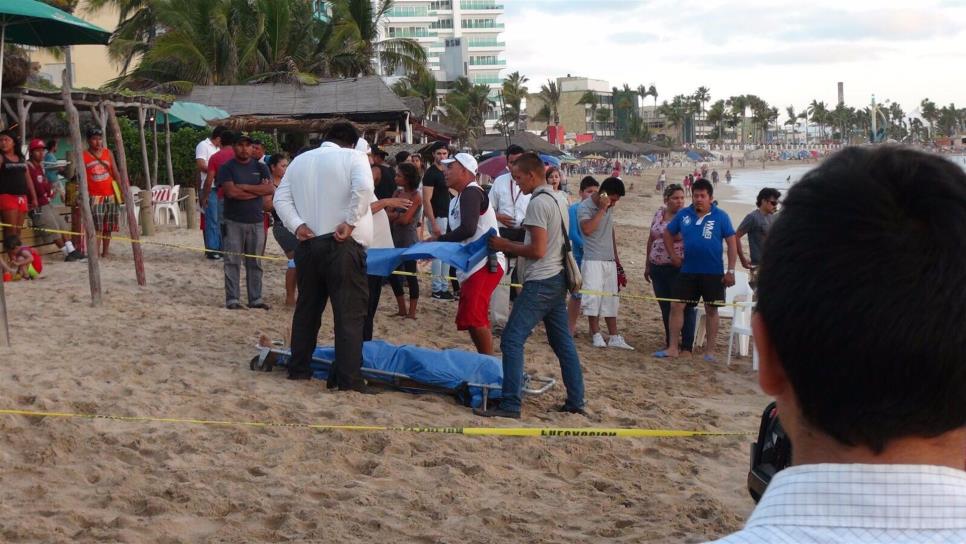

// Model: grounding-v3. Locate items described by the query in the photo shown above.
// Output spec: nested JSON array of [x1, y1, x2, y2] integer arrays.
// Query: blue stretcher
[[251, 340, 555, 409]]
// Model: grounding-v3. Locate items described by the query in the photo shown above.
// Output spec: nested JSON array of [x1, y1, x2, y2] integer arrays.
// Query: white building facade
[[381, 0, 507, 131]]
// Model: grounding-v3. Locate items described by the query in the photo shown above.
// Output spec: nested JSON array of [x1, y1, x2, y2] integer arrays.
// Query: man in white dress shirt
[[709, 146, 966, 543], [272, 122, 377, 393], [488, 144, 529, 330]]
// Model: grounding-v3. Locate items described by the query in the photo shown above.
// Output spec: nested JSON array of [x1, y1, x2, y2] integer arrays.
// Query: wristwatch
[[726, 269, 735, 274]]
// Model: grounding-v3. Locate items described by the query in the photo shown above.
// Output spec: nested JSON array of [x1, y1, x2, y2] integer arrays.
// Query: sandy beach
[[0, 164, 788, 543]]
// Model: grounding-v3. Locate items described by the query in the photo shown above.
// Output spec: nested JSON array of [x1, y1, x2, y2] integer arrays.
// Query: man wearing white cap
[[434, 153, 505, 355]]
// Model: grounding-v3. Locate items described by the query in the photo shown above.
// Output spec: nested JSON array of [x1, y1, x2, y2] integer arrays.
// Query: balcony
[[468, 58, 506, 66], [466, 38, 505, 51], [470, 75, 503, 85], [385, 6, 436, 17], [461, 21, 504, 30], [460, 1, 504, 10], [387, 29, 438, 39]]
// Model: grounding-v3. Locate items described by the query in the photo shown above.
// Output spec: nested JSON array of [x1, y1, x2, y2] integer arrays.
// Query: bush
[[114, 117, 278, 189]]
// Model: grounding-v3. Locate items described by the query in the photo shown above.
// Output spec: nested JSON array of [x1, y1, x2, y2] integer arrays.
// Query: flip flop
[[703, 354, 719, 363], [653, 350, 675, 359]]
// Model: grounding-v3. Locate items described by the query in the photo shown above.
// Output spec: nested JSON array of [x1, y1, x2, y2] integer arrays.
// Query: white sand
[[0, 170, 769, 543]]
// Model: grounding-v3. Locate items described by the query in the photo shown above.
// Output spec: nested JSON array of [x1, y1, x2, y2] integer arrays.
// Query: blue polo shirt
[[568, 202, 585, 265], [666, 204, 736, 275]]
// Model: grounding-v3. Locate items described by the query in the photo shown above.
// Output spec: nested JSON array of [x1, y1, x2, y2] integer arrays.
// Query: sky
[[501, 0, 966, 121]]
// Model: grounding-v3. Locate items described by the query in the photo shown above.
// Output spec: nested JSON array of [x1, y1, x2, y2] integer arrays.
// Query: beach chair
[[152, 184, 181, 226], [120, 186, 142, 228], [693, 270, 752, 352], [726, 301, 758, 369]]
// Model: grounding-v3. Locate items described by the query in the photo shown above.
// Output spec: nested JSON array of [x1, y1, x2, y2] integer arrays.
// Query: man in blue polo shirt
[[657, 178, 737, 362]]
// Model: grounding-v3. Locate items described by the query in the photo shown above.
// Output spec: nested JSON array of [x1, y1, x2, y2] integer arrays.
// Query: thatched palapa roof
[[215, 115, 388, 134], [185, 78, 410, 123], [475, 132, 562, 156]]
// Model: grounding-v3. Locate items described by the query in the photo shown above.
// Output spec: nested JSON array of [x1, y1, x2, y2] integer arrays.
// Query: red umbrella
[[478, 155, 507, 178]]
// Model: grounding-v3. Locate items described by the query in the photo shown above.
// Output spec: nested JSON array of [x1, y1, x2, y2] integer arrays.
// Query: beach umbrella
[[539, 153, 561, 167], [0, 0, 111, 95], [583, 154, 606, 160], [478, 155, 508, 178]]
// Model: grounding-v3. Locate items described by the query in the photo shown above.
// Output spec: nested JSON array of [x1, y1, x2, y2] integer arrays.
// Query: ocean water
[[724, 154, 966, 205]]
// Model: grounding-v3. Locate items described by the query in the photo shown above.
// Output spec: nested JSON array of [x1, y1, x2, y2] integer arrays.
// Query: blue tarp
[[273, 340, 504, 408], [366, 228, 495, 277], [685, 150, 704, 162]]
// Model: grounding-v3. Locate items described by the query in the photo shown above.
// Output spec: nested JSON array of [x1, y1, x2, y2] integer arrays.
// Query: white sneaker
[[607, 335, 635, 350], [592, 333, 607, 348]]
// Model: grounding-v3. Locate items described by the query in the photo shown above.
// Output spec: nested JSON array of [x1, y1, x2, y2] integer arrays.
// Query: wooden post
[[151, 107, 159, 187], [0, 273, 9, 347], [139, 193, 155, 236], [106, 104, 146, 286], [185, 187, 198, 230], [15, 98, 30, 150], [62, 49, 102, 306], [137, 105, 152, 189], [164, 112, 175, 186]]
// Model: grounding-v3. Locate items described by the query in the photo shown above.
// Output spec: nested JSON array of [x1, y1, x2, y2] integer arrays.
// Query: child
[[2, 235, 42, 281], [386, 162, 423, 319]]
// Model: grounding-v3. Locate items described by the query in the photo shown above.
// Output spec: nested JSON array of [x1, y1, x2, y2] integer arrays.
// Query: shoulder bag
[[534, 192, 582, 294]]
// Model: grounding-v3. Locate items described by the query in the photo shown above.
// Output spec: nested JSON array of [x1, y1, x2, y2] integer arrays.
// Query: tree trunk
[[152, 108, 160, 186], [63, 50, 102, 306], [106, 104, 146, 286]]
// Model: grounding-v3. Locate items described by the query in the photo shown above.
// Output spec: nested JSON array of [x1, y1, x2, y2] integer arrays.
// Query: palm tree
[[726, 95, 748, 144], [784, 106, 798, 144], [391, 68, 438, 117], [647, 84, 658, 108], [706, 99, 726, 143], [809, 100, 829, 141], [658, 97, 686, 143], [920, 98, 939, 139], [576, 90, 600, 136], [536, 80, 562, 126], [500, 71, 529, 132], [330, 0, 426, 76], [85, 0, 155, 75], [693, 86, 711, 115], [636, 84, 648, 115], [441, 76, 493, 147]]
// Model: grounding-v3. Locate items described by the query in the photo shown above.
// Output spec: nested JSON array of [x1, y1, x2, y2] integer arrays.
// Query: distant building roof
[[184, 78, 410, 122]]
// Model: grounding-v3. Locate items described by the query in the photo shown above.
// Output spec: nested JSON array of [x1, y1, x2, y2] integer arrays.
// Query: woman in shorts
[[0, 131, 37, 242], [265, 153, 297, 306]]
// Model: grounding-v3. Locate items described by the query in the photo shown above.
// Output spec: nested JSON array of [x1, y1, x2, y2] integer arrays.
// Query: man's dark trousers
[[288, 235, 369, 389]]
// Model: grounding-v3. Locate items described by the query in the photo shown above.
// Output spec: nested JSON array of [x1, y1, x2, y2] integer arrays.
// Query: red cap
[[28, 139, 46, 151]]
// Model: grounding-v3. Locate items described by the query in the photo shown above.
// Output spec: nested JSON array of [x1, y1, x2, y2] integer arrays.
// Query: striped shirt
[[708, 463, 966, 543]]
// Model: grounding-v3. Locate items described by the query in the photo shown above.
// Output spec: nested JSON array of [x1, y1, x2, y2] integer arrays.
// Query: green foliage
[[95, 0, 426, 91], [114, 117, 276, 188]]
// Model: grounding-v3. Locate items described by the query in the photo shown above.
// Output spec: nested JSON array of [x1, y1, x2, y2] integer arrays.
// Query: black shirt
[[0, 156, 28, 196], [374, 164, 396, 200], [216, 158, 271, 223], [422, 164, 450, 218]]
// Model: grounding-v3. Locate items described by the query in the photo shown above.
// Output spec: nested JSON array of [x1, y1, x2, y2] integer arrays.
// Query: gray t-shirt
[[576, 196, 615, 261], [519, 186, 568, 283], [738, 209, 774, 265]]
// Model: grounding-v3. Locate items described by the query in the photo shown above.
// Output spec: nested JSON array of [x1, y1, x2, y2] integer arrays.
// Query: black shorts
[[673, 273, 725, 305]]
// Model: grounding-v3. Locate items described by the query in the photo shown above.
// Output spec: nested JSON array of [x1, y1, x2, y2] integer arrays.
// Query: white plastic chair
[[693, 270, 752, 350], [152, 184, 180, 226], [726, 301, 758, 368]]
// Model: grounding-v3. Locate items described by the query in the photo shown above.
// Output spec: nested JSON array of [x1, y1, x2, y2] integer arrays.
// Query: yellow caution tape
[[3, 223, 740, 306], [0, 409, 751, 438]]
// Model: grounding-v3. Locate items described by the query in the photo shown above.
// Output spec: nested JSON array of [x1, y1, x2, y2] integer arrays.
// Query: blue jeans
[[204, 190, 223, 252], [500, 272, 585, 413], [650, 263, 696, 350], [430, 217, 449, 293]]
